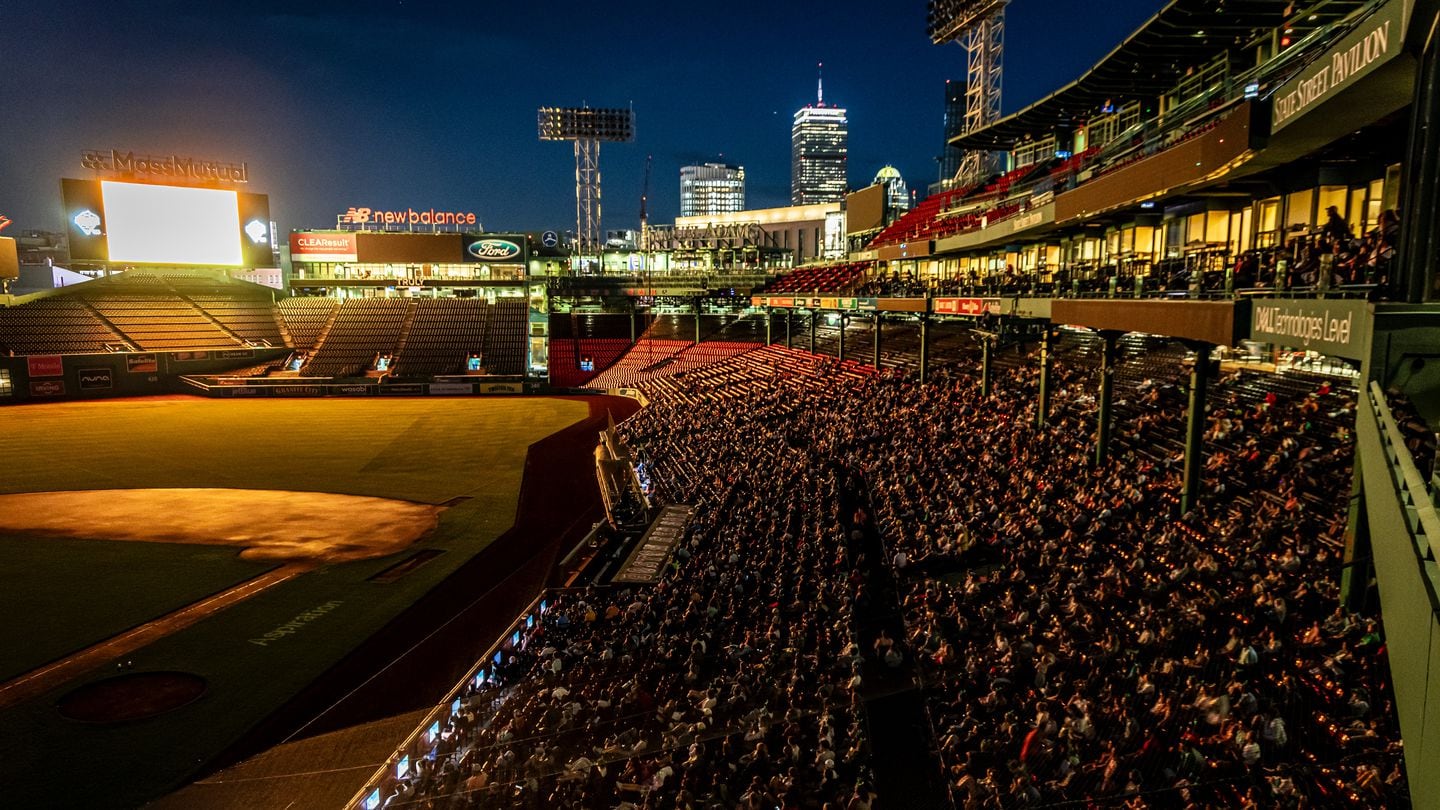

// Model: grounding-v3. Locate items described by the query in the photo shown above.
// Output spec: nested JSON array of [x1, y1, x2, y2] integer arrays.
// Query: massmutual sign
[[1272, 0, 1404, 132], [80, 149, 250, 183], [1250, 299, 1371, 361]]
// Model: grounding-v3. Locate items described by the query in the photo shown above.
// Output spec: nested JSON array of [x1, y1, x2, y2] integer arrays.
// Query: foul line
[[0, 563, 312, 711]]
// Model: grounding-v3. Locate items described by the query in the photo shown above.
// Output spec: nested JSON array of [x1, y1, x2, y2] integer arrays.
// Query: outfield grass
[[0, 395, 591, 809]]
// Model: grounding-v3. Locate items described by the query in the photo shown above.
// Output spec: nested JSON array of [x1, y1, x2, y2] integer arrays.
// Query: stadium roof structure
[[950, 0, 1374, 151]]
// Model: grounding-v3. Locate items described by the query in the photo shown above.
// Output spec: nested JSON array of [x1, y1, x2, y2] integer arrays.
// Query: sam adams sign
[[1249, 299, 1371, 361]]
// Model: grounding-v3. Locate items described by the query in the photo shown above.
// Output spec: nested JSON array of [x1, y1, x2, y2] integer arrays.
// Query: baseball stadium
[[3, 0, 1440, 808]]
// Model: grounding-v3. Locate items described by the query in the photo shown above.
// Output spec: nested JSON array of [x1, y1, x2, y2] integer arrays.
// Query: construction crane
[[639, 154, 654, 360], [639, 154, 653, 238]]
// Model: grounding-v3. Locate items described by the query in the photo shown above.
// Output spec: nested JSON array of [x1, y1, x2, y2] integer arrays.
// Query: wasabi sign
[[1250, 299, 1371, 361]]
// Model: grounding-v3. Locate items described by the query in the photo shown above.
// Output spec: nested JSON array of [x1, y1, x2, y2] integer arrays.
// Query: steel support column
[[1180, 343, 1214, 514], [1036, 327, 1054, 428], [1095, 331, 1120, 466], [809, 311, 817, 355], [693, 299, 701, 344], [837, 314, 846, 360], [765, 308, 772, 346], [918, 317, 930, 384], [873, 313, 883, 370], [980, 336, 993, 398], [786, 312, 792, 349]]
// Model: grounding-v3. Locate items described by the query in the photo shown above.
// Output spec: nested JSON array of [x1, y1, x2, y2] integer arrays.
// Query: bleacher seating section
[[0, 298, 128, 355], [276, 298, 339, 350], [482, 299, 529, 375], [391, 299, 488, 376], [85, 295, 243, 351], [187, 296, 284, 346], [301, 299, 410, 378], [762, 262, 870, 294]]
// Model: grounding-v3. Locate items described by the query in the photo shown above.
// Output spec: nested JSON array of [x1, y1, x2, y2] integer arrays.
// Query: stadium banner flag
[[29, 380, 66, 397], [125, 353, 158, 373], [26, 355, 64, 378], [429, 382, 475, 395], [76, 368, 113, 390]]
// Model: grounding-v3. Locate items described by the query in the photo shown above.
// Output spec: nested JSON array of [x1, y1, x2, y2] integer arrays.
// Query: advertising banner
[[76, 368, 113, 390], [1249, 299, 1371, 361], [379, 384, 427, 396], [290, 232, 358, 263], [479, 382, 525, 394], [60, 178, 109, 262], [1272, 0, 1404, 132], [126, 354, 159, 373], [217, 349, 255, 359], [26, 355, 63, 378], [463, 236, 526, 264], [29, 380, 66, 397], [173, 351, 212, 362], [429, 382, 475, 395], [934, 297, 1002, 316], [237, 192, 275, 268]]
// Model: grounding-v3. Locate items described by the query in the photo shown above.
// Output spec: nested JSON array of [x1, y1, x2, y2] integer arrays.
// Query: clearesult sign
[[1249, 299, 1371, 361], [1272, 0, 1404, 132], [290, 232, 358, 262]]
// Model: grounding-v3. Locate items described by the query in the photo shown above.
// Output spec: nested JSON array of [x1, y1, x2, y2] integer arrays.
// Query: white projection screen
[[101, 181, 243, 265]]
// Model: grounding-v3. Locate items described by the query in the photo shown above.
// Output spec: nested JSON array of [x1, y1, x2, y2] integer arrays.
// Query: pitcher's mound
[[0, 489, 442, 563], [58, 671, 207, 723]]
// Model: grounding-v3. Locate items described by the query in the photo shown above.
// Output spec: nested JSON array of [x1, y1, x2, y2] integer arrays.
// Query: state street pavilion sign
[[1272, 0, 1404, 132]]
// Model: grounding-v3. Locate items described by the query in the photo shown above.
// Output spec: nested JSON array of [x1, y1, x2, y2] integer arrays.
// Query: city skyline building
[[939, 79, 966, 185], [679, 162, 746, 217], [873, 165, 911, 212], [791, 66, 849, 205]]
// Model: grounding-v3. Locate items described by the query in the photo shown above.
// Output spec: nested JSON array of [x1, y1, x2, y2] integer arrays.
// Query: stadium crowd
[[382, 337, 1406, 809]]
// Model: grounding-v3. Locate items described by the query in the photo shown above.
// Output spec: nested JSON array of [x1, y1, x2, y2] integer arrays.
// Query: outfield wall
[[0, 349, 288, 404]]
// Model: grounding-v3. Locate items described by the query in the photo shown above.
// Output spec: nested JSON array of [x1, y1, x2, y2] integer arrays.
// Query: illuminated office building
[[791, 71, 848, 205], [873, 165, 911, 212], [679, 163, 746, 217]]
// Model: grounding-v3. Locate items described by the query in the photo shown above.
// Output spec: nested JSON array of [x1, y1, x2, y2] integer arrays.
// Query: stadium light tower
[[538, 106, 636, 256], [928, 0, 1007, 183]]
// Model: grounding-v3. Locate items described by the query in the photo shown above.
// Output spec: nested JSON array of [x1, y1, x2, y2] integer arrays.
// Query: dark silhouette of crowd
[[379, 335, 1406, 809]]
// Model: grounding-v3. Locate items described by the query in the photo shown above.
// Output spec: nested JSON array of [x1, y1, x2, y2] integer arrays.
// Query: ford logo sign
[[467, 239, 521, 261]]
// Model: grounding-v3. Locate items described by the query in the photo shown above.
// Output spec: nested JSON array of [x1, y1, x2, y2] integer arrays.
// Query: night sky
[[1, 0, 1162, 238]]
